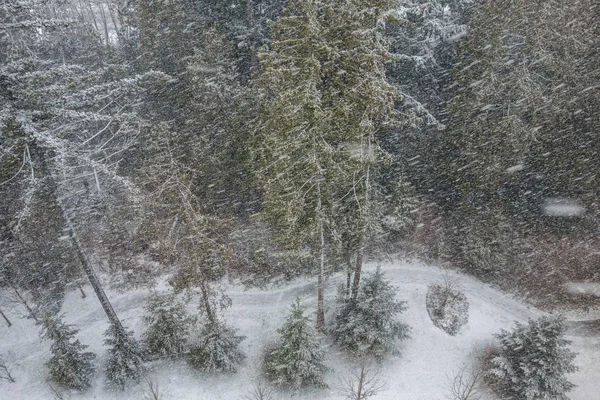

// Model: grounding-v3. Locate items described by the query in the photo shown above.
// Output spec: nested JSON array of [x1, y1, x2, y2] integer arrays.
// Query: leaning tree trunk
[[31, 141, 125, 332], [199, 277, 216, 324], [0, 307, 11, 327], [11, 286, 38, 323]]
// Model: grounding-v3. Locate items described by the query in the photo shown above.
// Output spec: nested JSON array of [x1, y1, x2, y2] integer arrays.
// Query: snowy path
[[1, 260, 598, 400]]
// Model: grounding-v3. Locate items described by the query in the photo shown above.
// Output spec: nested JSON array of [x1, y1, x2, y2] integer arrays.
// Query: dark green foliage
[[187, 320, 245, 373], [444, 0, 600, 235], [103, 324, 144, 388], [40, 314, 95, 390], [331, 268, 410, 359], [486, 316, 578, 400], [265, 299, 327, 389], [142, 292, 191, 357]]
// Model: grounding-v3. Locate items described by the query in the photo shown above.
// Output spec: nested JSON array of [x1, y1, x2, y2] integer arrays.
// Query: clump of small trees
[[331, 268, 411, 360]]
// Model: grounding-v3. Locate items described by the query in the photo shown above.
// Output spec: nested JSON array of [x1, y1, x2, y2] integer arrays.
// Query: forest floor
[[1, 260, 599, 400]]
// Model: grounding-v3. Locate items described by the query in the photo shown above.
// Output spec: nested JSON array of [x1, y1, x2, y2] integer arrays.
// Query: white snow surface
[[1, 260, 598, 400]]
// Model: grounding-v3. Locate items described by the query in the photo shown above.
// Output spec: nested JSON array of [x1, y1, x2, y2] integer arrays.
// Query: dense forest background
[[1, 0, 599, 326]]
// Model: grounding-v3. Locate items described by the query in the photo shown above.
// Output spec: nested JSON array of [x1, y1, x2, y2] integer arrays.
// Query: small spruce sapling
[[187, 319, 246, 373], [103, 324, 145, 388], [40, 314, 96, 390], [142, 292, 191, 357], [331, 268, 410, 359], [486, 316, 578, 400], [265, 298, 327, 389]]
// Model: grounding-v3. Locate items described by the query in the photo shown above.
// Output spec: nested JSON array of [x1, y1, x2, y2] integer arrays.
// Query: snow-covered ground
[[1, 260, 598, 399]]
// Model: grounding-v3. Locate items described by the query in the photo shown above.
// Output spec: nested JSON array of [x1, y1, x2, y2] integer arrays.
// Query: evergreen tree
[[256, 0, 333, 330], [486, 316, 578, 400], [331, 268, 410, 360], [0, 0, 172, 330], [103, 324, 145, 388], [40, 314, 96, 391], [187, 319, 246, 373], [256, 0, 402, 328], [265, 298, 327, 389], [142, 292, 191, 357], [444, 0, 600, 244]]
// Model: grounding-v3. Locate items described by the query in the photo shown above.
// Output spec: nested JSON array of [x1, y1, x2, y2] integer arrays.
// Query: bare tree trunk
[[0, 307, 11, 327], [199, 278, 215, 324], [31, 142, 124, 332], [351, 139, 372, 299], [78, 284, 87, 298], [351, 241, 364, 300], [85, 0, 100, 34], [346, 266, 352, 297], [107, 0, 120, 44], [246, 0, 258, 79], [356, 360, 366, 400], [98, 1, 111, 46], [315, 180, 325, 331]]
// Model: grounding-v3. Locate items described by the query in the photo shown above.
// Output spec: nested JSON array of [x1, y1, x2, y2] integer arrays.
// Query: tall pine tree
[[256, 0, 402, 329]]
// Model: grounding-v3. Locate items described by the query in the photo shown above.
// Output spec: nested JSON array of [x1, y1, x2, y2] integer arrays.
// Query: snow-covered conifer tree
[[265, 298, 327, 389], [103, 324, 145, 388], [40, 314, 96, 390], [187, 319, 246, 373], [331, 268, 410, 359], [486, 316, 578, 400], [142, 292, 191, 357]]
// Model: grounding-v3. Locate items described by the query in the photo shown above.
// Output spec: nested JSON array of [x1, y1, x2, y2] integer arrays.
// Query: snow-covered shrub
[[426, 276, 469, 335], [485, 316, 578, 400], [103, 324, 145, 388], [187, 319, 245, 373], [265, 299, 327, 389], [40, 314, 96, 390], [142, 292, 191, 357], [330, 268, 410, 359]]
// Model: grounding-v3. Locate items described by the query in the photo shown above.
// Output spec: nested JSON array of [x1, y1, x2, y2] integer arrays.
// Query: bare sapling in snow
[[444, 361, 483, 400], [243, 379, 276, 400], [47, 382, 67, 400], [0, 357, 16, 383], [336, 357, 387, 400], [142, 376, 163, 400]]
